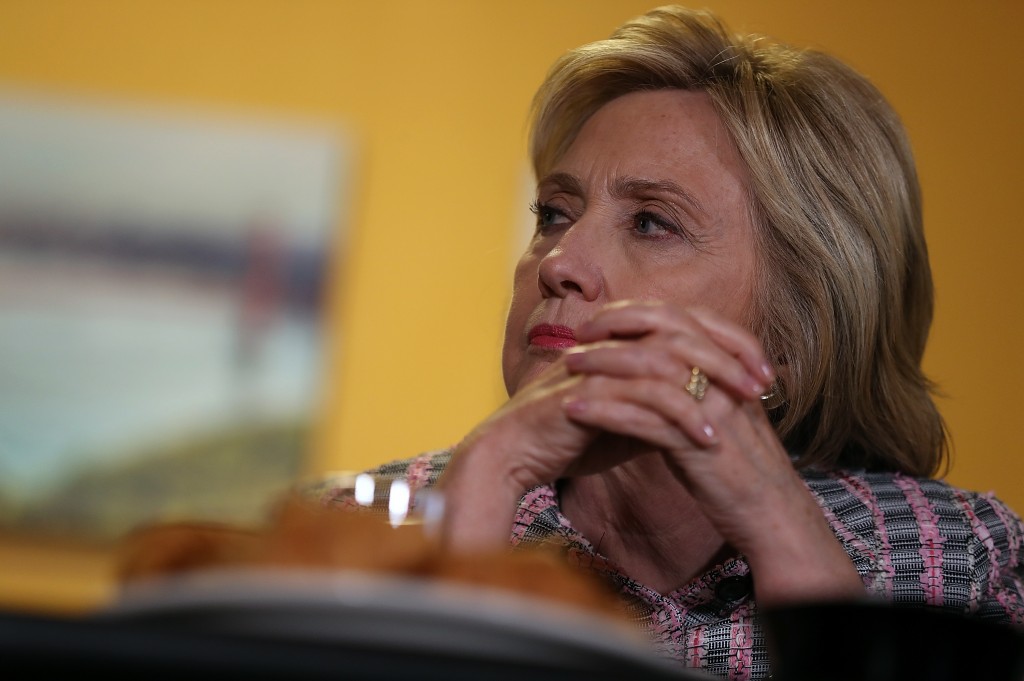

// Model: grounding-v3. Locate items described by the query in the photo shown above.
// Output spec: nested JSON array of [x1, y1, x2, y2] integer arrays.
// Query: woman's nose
[[536, 222, 603, 301]]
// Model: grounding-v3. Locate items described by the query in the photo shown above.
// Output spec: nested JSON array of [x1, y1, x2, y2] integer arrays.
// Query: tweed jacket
[[314, 448, 1024, 681]]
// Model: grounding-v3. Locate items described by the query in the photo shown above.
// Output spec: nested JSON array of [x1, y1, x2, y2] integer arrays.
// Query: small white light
[[353, 474, 375, 506], [388, 479, 410, 527], [416, 489, 446, 538]]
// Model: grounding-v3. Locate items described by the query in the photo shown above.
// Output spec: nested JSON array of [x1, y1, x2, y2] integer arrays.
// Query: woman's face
[[502, 89, 759, 395]]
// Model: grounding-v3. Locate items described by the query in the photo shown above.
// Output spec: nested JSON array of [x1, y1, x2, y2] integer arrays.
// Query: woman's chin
[[505, 353, 564, 395]]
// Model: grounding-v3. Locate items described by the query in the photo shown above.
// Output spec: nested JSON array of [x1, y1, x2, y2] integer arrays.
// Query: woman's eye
[[634, 211, 679, 237], [530, 202, 570, 232]]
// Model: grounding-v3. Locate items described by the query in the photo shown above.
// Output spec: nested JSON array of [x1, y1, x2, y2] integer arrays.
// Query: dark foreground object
[[0, 569, 713, 680], [5, 575, 1022, 680], [762, 600, 1024, 681]]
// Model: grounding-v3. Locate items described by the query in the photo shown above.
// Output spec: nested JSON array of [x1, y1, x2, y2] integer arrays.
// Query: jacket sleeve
[[302, 448, 453, 511], [971, 493, 1024, 625]]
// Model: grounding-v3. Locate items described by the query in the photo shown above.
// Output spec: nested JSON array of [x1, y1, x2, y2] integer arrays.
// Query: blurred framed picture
[[0, 91, 346, 541]]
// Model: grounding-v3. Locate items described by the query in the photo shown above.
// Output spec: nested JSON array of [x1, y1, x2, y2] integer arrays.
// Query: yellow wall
[[0, 0, 1021, 611]]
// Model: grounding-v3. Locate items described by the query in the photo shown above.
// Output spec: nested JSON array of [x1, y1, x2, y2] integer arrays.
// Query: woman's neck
[[558, 450, 731, 595]]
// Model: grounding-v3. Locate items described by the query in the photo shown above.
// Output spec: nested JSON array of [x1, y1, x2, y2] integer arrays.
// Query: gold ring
[[685, 366, 709, 401]]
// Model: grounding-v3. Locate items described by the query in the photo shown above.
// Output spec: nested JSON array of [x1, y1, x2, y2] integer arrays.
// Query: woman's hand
[[563, 300, 773, 447], [436, 353, 604, 551], [559, 300, 863, 604], [559, 301, 778, 534], [438, 300, 768, 552]]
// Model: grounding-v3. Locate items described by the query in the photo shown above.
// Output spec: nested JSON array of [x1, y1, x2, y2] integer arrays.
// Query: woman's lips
[[528, 323, 577, 349]]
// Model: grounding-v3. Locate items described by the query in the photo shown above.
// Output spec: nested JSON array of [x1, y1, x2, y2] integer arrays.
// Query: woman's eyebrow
[[537, 171, 585, 196], [613, 177, 709, 218], [538, 172, 709, 219]]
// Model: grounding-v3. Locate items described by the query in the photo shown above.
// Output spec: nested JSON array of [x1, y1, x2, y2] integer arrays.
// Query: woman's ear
[[761, 355, 789, 412]]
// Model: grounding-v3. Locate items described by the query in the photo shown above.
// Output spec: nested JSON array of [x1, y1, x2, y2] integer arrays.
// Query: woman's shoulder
[[801, 467, 1024, 620], [801, 468, 1022, 531], [362, 448, 454, 482]]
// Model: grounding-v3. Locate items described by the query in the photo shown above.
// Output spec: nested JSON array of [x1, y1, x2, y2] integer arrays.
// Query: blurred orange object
[[115, 494, 628, 623]]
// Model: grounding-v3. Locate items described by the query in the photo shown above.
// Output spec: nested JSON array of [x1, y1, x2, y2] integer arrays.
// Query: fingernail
[[761, 362, 775, 381], [563, 397, 587, 415], [703, 423, 717, 443], [749, 380, 766, 396]]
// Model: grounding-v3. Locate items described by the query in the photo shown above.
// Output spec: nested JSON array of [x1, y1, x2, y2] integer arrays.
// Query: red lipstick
[[528, 323, 577, 349]]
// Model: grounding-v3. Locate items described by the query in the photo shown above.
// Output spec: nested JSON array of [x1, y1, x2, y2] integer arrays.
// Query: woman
[[320, 5, 1024, 678]]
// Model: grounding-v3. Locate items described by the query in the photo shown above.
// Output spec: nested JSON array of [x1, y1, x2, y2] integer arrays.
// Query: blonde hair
[[530, 6, 947, 476]]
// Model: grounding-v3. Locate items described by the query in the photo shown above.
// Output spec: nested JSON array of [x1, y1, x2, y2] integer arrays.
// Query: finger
[[564, 375, 719, 447], [579, 302, 774, 388], [575, 300, 674, 342], [566, 334, 766, 401], [563, 395, 708, 452], [688, 307, 776, 384]]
